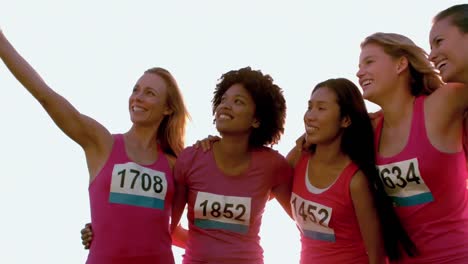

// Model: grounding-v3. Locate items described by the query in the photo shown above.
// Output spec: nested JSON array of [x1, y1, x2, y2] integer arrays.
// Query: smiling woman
[[357, 32, 468, 263], [429, 4, 468, 84], [170, 67, 293, 264], [0, 28, 190, 264]]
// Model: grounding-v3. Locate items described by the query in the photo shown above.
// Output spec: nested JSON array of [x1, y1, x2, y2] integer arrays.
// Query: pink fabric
[[174, 146, 292, 264], [374, 96, 468, 264], [291, 153, 368, 264], [87, 134, 175, 264]]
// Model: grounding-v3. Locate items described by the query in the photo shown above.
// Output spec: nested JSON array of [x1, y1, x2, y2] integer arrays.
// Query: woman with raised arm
[[0, 29, 189, 264], [357, 32, 468, 263]]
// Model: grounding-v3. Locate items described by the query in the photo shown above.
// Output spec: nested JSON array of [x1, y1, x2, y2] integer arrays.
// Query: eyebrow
[[134, 85, 159, 93], [309, 100, 330, 104], [430, 34, 440, 46], [358, 55, 374, 66], [223, 94, 248, 99]]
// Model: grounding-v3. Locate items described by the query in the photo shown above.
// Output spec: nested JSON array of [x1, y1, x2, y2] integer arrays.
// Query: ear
[[163, 106, 173, 116], [341, 115, 351, 128], [396, 56, 409, 74], [252, 118, 260, 128]]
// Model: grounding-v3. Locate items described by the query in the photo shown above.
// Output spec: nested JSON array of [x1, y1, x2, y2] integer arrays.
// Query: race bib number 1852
[[194, 191, 251, 234], [109, 162, 168, 209]]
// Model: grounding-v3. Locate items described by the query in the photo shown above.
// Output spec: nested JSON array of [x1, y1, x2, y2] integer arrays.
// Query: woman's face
[[429, 17, 468, 84], [214, 83, 259, 135], [357, 43, 400, 104], [304, 86, 348, 146], [128, 73, 172, 126]]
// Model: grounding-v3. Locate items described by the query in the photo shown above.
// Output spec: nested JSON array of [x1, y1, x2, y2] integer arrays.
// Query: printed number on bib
[[377, 158, 433, 206], [109, 162, 168, 209], [290, 193, 335, 242], [194, 191, 251, 234]]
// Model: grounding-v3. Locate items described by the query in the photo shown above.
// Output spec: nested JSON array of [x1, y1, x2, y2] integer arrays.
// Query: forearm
[[0, 31, 55, 103]]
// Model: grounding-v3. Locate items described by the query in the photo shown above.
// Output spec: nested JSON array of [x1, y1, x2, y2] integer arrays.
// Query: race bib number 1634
[[377, 158, 433, 207]]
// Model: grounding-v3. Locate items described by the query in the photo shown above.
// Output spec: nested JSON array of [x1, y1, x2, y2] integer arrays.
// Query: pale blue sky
[[0, 1, 462, 263]]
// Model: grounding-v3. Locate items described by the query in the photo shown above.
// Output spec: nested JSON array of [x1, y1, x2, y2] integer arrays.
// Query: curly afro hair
[[212, 67, 286, 147]]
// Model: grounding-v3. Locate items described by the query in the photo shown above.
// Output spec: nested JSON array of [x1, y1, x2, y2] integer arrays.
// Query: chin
[[441, 71, 458, 83]]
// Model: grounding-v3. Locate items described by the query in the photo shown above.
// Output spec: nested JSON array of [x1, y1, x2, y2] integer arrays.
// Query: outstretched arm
[[0, 29, 111, 152]]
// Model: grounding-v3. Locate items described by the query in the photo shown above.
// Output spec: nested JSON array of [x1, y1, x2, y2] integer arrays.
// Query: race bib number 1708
[[109, 162, 168, 209]]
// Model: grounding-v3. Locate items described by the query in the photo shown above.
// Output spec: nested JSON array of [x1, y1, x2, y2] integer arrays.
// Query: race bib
[[291, 193, 335, 242], [194, 191, 251, 234], [109, 162, 168, 209], [377, 158, 433, 207]]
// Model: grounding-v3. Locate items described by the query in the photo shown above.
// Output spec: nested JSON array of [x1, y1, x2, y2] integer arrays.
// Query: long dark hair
[[311, 78, 417, 260]]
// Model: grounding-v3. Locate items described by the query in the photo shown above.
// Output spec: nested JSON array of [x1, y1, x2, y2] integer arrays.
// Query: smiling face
[[304, 86, 349, 146], [214, 83, 259, 136], [429, 17, 468, 83], [356, 43, 401, 104], [128, 72, 172, 127]]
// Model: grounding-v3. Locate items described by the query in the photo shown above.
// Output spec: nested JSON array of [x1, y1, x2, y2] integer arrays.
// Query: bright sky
[[0, 1, 463, 263]]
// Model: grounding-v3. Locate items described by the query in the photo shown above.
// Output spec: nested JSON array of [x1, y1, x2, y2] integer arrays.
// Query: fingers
[[201, 140, 211, 152], [81, 223, 93, 250]]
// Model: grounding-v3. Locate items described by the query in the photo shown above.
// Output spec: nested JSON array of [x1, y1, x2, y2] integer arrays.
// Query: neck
[[125, 125, 159, 150], [376, 82, 415, 128], [314, 136, 347, 165], [214, 134, 250, 162]]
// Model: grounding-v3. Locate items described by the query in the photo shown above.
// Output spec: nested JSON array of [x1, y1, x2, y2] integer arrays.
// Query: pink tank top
[[374, 96, 468, 264], [291, 152, 368, 264], [174, 146, 292, 264], [86, 134, 175, 264]]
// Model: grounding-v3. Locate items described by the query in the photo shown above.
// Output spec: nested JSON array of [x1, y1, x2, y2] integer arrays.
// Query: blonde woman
[[357, 32, 468, 263], [0, 29, 189, 264]]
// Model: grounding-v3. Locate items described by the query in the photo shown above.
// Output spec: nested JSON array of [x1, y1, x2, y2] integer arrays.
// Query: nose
[[132, 90, 145, 101], [428, 48, 437, 63], [219, 99, 233, 109], [356, 66, 364, 79], [304, 108, 317, 122]]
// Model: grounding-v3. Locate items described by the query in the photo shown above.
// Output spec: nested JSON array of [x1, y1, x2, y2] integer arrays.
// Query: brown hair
[[145, 67, 190, 156], [361, 32, 443, 96]]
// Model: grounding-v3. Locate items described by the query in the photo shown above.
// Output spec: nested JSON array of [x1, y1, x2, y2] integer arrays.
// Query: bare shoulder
[[350, 170, 369, 194], [427, 82, 466, 104]]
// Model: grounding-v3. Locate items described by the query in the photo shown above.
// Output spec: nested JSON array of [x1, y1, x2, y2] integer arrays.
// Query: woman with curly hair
[[171, 67, 293, 264]]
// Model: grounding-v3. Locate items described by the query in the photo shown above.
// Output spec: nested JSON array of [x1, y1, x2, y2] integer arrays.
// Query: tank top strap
[[374, 116, 384, 153], [410, 96, 428, 141], [106, 134, 127, 161], [337, 162, 359, 190]]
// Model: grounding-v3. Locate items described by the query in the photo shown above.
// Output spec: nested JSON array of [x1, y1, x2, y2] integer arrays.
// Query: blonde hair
[[145, 67, 190, 156], [361, 32, 443, 95]]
